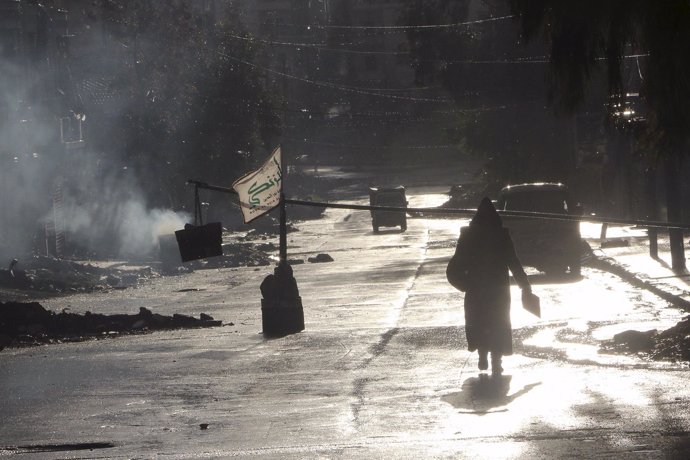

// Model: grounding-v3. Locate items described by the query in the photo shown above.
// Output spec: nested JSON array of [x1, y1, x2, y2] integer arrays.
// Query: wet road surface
[[1, 188, 689, 458]]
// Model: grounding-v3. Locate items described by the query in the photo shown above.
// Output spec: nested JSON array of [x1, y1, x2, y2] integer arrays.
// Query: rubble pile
[[650, 316, 690, 362], [4, 236, 279, 295], [0, 256, 157, 296], [163, 245, 273, 273], [205, 246, 272, 268], [0, 301, 222, 349], [599, 315, 690, 363]]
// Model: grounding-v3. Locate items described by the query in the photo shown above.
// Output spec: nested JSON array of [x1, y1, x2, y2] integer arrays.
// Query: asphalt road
[[1, 187, 690, 459]]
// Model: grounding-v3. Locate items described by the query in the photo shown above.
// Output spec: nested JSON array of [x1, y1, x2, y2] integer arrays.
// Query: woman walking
[[447, 197, 532, 374]]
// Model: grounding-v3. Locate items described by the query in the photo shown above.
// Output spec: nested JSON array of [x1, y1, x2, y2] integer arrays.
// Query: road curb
[[588, 255, 690, 311]]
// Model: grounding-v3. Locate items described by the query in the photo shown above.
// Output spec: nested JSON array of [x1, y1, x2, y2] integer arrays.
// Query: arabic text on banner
[[232, 146, 283, 223]]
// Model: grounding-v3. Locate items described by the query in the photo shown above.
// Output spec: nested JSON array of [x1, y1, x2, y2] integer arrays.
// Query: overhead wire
[[284, 137, 458, 151], [216, 49, 454, 103], [215, 13, 651, 151], [636, 56, 645, 81], [227, 33, 649, 65], [227, 32, 408, 56], [244, 14, 516, 31]]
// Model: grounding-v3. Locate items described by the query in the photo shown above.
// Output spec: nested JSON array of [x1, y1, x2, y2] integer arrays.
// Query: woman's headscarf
[[471, 197, 503, 228]]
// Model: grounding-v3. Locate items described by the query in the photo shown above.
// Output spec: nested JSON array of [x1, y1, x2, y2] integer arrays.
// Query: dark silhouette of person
[[448, 197, 531, 374]]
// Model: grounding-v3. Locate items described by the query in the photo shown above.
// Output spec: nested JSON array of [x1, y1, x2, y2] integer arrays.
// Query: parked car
[[369, 186, 408, 233], [496, 183, 583, 275]]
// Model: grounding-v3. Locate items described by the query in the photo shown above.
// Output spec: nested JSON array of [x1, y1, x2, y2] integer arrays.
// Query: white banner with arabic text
[[232, 147, 282, 223]]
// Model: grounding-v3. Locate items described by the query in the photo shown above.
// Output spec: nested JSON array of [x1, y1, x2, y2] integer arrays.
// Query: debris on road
[[0, 301, 222, 349], [307, 253, 334, 263], [609, 329, 658, 352], [0, 256, 156, 298], [650, 315, 690, 362], [2, 240, 275, 299], [599, 317, 690, 363]]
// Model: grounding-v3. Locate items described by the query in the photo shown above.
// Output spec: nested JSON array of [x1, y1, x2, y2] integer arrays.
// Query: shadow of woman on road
[[442, 375, 542, 415]]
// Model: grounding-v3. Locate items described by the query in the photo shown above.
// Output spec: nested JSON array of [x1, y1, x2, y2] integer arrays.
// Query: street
[[1, 187, 690, 459]]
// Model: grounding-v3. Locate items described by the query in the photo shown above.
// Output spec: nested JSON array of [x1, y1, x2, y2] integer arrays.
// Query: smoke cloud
[[62, 197, 189, 259], [2, 4, 260, 263], [0, 49, 190, 262], [58, 166, 191, 260], [0, 55, 59, 261]]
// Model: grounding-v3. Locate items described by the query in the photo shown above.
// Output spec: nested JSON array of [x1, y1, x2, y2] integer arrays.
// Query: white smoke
[[116, 201, 189, 257], [0, 57, 59, 261], [59, 172, 191, 259]]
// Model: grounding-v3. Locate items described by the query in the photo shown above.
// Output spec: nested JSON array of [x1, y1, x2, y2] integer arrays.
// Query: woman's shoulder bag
[[446, 226, 472, 291]]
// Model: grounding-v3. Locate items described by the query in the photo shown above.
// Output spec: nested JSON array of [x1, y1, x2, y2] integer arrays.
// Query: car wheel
[[401, 222, 407, 232], [570, 259, 581, 276], [373, 226, 380, 233]]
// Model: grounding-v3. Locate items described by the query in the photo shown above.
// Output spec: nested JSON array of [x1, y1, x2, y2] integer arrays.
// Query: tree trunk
[[664, 155, 686, 271]]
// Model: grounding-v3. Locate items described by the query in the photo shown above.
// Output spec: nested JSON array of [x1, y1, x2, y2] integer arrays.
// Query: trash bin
[[174, 222, 223, 262]]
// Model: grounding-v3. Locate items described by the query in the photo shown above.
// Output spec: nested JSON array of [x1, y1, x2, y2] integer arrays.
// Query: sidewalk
[[583, 222, 690, 312]]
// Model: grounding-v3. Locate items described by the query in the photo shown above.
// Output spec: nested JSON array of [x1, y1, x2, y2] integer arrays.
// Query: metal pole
[[194, 185, 202, 226], [280, 192, 287, 263], [186, 179, 690, 231], [279, 145, 287, 263], [649, 227, 659, 259]]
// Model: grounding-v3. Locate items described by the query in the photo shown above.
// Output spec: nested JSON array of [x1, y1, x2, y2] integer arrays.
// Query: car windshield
[[502, 191, 569, 213]]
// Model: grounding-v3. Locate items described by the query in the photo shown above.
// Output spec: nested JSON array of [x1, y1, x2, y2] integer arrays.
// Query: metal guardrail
[[285, 198, 690, 231], [187, 180, 690, 231]]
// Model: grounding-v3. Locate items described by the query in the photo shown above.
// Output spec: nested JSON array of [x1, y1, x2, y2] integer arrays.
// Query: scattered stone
[[106, 275, 121, 286], [307, 253, 334, 263], [600, 320, 690, 364], [650, 316, 690, 362], [2, 226, 287, 298], [0, 255, 160, 297], [612, 329, 657, 352], [0, 301, 222, 349]]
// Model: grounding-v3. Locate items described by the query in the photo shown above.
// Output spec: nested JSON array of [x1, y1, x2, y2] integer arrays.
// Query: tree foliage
[[90, 1, 281, 206], [509, 0, 690, 151], [509, 0, 690, 270], [403, 0, 576, 192]]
